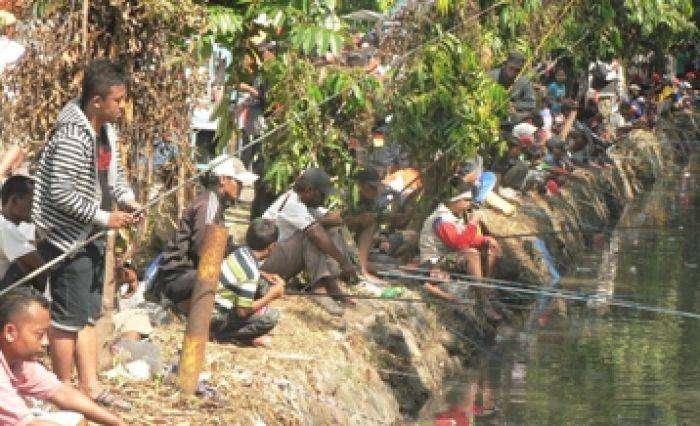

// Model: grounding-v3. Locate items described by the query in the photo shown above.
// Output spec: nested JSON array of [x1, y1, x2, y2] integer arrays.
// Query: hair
[[531, 113, 544, 129], [80, 59, 129, 108], [0, 287, 50, 329], [1, 175, 33, 206], [246, 218, 279, 251]]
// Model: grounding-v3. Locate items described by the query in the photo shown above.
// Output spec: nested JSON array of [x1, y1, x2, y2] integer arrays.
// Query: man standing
[[262, 168, 357, 316], [488, 52, 536, 124], [32, 59, 139, 410], [0, 287, 125, 425]]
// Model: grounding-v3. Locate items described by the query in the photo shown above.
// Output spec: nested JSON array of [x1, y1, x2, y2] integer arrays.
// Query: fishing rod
[[376, 270, 700, 320], [490, 224, 694, 240], [0, 4, 513, 298]]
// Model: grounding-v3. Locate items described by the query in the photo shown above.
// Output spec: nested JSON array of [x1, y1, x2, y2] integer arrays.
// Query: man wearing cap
[[157, 154, 258, 314], [488, 52, 536, 123], [261, 167, 357, 316], [419, 190, 503, 321]]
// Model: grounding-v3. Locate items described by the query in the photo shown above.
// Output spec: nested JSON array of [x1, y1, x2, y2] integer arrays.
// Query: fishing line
[[376, 270, 700, 320]]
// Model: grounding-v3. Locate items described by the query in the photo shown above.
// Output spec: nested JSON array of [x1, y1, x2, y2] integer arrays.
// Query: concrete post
[[178, 224, 229, 394]]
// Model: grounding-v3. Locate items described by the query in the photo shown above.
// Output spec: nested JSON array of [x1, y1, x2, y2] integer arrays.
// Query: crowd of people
[[0, 20, 698, 423]]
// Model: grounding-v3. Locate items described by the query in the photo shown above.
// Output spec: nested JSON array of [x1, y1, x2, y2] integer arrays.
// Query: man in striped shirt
[[214, 218, 284, 348], [32, 60, 140, 410]]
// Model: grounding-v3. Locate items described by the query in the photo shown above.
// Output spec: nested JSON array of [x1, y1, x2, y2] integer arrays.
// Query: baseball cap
[[209, 154, 259, 186], [298, 167, 335, 196]]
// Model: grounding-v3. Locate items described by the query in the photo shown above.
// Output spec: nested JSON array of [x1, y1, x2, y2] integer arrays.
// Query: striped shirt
[[31, 99, 134, 251], [218, 246, 260, 309]]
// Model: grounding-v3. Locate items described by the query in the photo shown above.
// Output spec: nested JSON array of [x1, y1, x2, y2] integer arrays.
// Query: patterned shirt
[[218, 246, 260, 310]]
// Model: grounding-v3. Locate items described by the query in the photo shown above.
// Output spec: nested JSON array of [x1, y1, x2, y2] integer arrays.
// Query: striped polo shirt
[[218, 246, 260, 309]]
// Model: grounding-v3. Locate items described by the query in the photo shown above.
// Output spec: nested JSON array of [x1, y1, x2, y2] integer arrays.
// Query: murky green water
[[430, 157, 700, 425]]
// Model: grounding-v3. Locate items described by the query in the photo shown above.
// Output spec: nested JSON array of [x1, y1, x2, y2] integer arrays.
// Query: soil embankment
[[114, 114, 697, 425]]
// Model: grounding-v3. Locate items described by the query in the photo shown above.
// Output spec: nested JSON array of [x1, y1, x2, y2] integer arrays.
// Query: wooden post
[[178, 224, 228, 394], [95, 230, 117, 370]]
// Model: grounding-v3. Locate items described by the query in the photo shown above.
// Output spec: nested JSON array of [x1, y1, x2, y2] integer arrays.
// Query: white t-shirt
[[263, 190, 326, 241], [0, 215, 35, 279]]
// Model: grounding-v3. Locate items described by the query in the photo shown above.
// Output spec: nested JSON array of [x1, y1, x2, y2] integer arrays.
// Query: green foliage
[[261, 56, 382, 195], [389, 34, 508, 168]]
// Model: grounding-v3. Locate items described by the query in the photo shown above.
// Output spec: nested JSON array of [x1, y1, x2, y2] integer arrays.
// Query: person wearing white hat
[[419, 188, 503, 321], [156, 154, 258, 314]]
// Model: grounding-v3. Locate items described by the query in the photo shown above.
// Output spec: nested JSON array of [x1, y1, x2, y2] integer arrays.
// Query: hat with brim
[[210, 154, 259, 186], [449, 190, 473, 202], [629, 84, 641, 92]]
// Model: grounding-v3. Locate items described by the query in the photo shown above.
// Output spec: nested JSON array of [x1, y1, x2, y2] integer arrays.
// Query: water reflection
[[431, 158, 700, 424]]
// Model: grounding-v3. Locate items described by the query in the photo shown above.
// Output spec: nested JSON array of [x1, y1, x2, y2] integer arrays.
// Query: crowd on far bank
[[0, 8, 699, 422]]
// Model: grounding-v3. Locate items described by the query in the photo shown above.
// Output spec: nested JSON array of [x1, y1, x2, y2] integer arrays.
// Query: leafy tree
[[388, 34, 508, 183]]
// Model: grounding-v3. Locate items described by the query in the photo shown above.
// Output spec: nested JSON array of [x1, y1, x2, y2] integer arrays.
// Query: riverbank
[[109, 114, 697, 425]]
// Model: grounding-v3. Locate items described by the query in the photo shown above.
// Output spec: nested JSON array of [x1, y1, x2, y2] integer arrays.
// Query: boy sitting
[[213, 218, 285, 348]]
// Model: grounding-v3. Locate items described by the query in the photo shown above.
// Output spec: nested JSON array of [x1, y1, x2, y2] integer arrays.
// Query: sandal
[[94, 389, 132, 412]]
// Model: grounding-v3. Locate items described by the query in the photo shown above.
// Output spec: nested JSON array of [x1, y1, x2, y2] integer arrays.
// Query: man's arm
[[305, 223, 353, 271], [48, 384, 124, 426], [318, 211, 345, 228]]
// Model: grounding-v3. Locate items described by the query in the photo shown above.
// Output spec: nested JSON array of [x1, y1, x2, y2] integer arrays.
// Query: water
[[429, 158, 700, 425]]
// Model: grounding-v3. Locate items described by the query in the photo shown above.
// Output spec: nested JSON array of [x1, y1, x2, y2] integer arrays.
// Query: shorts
[[38, 240, 104, 332]]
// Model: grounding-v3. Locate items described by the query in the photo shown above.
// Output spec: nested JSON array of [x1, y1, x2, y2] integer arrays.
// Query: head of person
[[506, 135, 522, 157], [619, 101, 634, 120], [629, 83, 641, 97], [444, 190, 473, 217], [0, 287, 51, 363], [80, 59, 129, 124], [502, 52, 525, 82], [245, 218, 279, 258], [555, 68, 566, 83], [1, 175, 34, 223], [207, 155, 259, 202], [527, 144, 546, 165], [293, 167, 335, 208], [355, 167, 383, 200], [546, 136, 565, 157]]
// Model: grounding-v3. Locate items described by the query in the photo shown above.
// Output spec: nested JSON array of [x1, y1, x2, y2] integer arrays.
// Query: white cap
[[209, 154, 259, 186], [449, 190, 473, 202]]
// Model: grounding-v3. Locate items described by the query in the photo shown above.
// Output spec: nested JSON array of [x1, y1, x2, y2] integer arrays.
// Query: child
[[214, 218, 285, 348], [547, 68, 567, 114]]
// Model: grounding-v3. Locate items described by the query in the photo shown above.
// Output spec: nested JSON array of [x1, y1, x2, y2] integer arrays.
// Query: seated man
[[214, 218, 284, 348], [261, 168, 357, 316], [0, 175, 46, 291], [156, 155, 258, 313], [419, 190, 503, 321], [0, 287, 125, 425]]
